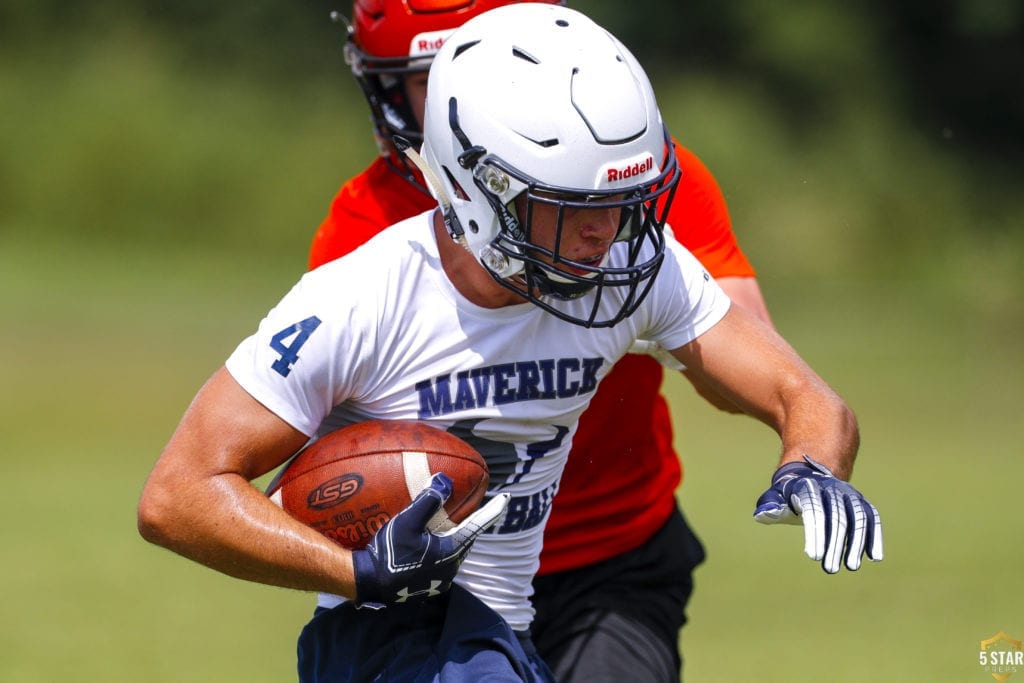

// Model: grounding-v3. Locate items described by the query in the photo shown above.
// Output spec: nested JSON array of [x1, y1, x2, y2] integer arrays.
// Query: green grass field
[[3, 236, 1021, 682], [3, 34, 1023, 682]]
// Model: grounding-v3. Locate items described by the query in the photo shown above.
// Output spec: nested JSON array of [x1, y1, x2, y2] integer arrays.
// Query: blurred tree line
[[3, 0, 1021, 279], [5, 0, 1020, 165], [593, 0, 1024, 165]]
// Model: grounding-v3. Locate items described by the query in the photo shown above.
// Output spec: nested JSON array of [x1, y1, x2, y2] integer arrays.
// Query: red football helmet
[[342, 0, 565, 160]]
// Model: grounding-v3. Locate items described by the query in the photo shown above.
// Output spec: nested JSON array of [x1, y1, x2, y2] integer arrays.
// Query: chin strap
[[393, 136, 474, 256]]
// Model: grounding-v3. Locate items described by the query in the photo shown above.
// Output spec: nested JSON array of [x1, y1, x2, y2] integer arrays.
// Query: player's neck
[[432, 211, 526, 309]]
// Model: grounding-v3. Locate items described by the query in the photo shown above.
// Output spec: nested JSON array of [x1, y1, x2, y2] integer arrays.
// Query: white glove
[[753, 455, 883, 573]]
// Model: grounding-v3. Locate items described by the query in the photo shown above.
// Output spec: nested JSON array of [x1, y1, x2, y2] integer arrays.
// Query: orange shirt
[[308, 142, 755, 574]]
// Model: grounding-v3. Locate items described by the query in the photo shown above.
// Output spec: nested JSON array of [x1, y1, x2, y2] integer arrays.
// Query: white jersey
[[225, 210, 728, 630]]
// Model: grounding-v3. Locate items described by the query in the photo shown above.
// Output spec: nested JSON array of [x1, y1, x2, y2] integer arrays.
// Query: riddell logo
[[410, 29, 453, 57], [307, 474, 363, 510], [607, 156, 654, 182], [416, 36, 446, 53]]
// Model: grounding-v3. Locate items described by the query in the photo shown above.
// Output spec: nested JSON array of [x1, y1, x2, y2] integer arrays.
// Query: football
[[266, 420, 489, 550]]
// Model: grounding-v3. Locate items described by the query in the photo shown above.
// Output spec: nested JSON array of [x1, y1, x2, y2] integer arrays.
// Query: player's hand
[[753, 455, 883, 573], [352, 473, 508, 608]]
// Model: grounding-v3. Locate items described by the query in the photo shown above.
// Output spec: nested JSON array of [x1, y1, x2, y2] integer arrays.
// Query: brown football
[[266, 420, 489, 550]]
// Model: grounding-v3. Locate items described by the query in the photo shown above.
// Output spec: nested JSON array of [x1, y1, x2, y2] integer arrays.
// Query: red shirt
[[308, 143, 755, 574]]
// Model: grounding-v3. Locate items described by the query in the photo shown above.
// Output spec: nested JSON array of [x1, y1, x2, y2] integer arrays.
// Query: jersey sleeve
[[225, 266, 374, 436], [642, 235, 732, 353], [668, 142, 756, 279]]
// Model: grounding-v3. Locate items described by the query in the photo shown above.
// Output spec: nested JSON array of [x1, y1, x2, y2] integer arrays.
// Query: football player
[[309, 1, 774, 680], [139, 5, 882, 682]]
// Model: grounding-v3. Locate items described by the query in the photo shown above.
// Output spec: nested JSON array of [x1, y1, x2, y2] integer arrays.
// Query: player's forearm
[[681, 367, 744, 414], [774, 383, 860, 480], [681, 306, 859, 479], [138, 471, 357, 598]]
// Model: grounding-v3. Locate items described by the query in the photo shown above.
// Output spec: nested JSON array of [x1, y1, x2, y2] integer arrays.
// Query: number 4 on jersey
[[270, 316, 322, 377]]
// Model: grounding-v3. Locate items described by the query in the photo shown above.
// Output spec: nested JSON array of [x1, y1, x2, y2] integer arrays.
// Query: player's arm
[[681, 276, 773, 414], [669, 304, 856, 478], [137, 367, 360, 597], [138, 367, 504, 603], [670, 306, 883, 573]]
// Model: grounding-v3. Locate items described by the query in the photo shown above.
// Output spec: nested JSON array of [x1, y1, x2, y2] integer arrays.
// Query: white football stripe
[[403, 450, 455, 532]]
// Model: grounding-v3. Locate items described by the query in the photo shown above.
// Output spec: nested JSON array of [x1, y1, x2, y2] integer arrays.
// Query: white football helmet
[[417, 3, 680, 328]]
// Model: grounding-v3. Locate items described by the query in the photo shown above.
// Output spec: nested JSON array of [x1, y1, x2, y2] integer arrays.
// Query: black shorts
[[530, 507, 705, 682]]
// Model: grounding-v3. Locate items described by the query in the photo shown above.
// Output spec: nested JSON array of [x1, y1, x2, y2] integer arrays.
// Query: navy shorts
[[530, 507, 706, 682], [297, 584, 555, 682]]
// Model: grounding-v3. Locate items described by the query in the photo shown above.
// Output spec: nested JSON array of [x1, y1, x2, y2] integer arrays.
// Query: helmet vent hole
[[556, 19, 569, 27], [468, 220, 480, 234], [512, 47, 540, 64], [452, 40, 481, 60], [516, 134, 559, 148]]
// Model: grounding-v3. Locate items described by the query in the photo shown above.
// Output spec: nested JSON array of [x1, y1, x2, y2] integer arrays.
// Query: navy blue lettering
[[537, 359, 557, 399], [452, 370, 477, 411], [580, 357, 603, 394], [416, 358, 604, 418], [492, 363, 517, 405], [470, 367, 492, 405], [269, 316, 322, 377], [515, 362, 542, 401], [498, 496, 530, 533], [521, 490, 549, 530], [514, 425, 569, 484], [556, 358, 581, 398], [416, 375, 453, 416], [493, 483, 556, 534]]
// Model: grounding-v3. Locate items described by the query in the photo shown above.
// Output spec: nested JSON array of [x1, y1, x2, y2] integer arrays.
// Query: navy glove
[[352, 473, 509, 608], [753, 455, 883, 573]]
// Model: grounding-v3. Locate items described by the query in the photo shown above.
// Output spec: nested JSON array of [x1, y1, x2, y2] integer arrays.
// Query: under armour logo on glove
[[753, 455, 883, 574], [352, 473, 509, 608], [395, 581, 444, 603]]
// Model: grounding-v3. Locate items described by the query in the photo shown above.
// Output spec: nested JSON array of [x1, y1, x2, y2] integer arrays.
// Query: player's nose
[[578, 206, 619, 244]]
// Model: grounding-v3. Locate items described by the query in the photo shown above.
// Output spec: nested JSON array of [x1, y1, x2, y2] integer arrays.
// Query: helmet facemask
[[343, 37, 431, 193], [456, 116, 680, 327], [344, 40, 428, 148]]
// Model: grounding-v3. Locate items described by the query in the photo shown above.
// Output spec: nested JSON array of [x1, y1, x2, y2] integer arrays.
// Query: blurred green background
[[2, 1, 1022, 681]]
